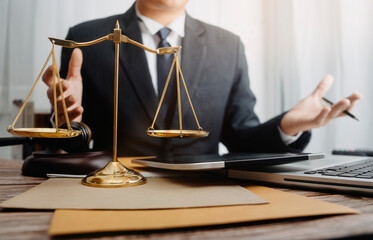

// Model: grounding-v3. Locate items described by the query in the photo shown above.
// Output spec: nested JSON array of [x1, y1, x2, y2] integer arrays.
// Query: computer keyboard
[[304, 158, 373, 179]]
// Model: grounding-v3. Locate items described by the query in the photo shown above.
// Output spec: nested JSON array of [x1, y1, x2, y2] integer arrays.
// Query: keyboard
[[304, 158, 373, 179]]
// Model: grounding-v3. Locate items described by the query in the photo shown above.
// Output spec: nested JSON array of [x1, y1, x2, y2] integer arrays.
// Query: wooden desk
[[1, 158, 373, 240]]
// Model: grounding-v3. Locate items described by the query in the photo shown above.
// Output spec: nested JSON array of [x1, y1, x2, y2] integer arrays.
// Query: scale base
[[81, 161, 146, 188]]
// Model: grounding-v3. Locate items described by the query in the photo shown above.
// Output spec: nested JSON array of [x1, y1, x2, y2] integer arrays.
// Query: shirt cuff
[[277, 126, 303, 145]]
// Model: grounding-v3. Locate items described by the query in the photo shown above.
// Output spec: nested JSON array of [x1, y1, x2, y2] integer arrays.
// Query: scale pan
[[147, 129, 209, 138], [7, 127, 82, 138]]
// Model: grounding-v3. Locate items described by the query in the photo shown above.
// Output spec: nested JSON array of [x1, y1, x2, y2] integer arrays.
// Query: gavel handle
[[0, 137, 31, 147], [0, 137, 64, 147]]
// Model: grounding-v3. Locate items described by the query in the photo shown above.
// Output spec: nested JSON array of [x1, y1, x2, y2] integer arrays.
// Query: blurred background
[[1, 0, 372, 159]]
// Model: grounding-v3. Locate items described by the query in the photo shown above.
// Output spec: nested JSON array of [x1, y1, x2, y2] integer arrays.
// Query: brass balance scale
[[7, 21, 209, 187]]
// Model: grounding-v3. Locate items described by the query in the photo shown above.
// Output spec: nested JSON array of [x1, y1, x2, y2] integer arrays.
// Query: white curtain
[[264, 0, 373, 152], [1, 0, 372, 158], [0, 0, 135, 158]]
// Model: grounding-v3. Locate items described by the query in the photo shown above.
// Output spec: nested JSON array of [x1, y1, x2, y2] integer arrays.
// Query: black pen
[[322, 97, 359, 121]]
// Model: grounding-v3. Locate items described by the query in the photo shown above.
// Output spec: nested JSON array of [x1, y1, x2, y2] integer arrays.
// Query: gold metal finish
[[81, 161, 146, 188], [157, 46, 182, 55], [51, 46, 72, 130], [80, 21, 145, 188], [126, 38, 181, 55], [112, 21, 120, 163], [49, 22, 205, 141], [7, 43, 80, 138], [9, 19, 207, 187], [48, 35, 113, 48], [147, 55, 209, 138], [50, 35, 181, 55], [147, 129, 209, 138], [7, 127, 81, 138]]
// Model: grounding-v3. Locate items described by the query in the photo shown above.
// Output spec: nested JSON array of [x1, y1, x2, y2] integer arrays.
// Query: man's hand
[[42, 48, 84, 125], [280, 75, 362, 136]]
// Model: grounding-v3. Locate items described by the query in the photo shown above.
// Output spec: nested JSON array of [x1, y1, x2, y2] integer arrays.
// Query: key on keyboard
[[304, 158, 373, 179]]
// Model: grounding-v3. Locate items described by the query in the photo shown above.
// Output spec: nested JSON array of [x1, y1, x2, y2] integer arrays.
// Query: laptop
[[227, 155, 373, 195], [132, 152, 324, 170]]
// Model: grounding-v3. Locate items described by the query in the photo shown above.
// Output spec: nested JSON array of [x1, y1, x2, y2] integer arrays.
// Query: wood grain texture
[[0, 159, 45, 186], [0, 158, 23, 168], [0, 169, 45, 186], [0, 212, 52, 240], [0, 185, 39, 203], [0, 159, 373, 239]]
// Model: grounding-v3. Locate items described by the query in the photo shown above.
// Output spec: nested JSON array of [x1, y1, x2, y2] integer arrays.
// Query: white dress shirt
[[135, 7, 301, 145], [136, 7, 185, 95]]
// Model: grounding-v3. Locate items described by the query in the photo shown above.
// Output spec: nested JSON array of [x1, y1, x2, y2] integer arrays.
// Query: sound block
[[22, 151, 112, 177]]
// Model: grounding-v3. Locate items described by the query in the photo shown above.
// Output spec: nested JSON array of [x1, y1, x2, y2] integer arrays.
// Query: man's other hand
[[42, 48, 84, 125], [280, 75, 362, 136]]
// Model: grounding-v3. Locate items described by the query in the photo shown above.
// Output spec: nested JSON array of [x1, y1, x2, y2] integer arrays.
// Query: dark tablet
[[132, 152, 325, 170]]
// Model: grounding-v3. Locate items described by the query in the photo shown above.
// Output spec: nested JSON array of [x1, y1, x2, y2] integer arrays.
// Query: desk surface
[[1, 158, 373, 240]]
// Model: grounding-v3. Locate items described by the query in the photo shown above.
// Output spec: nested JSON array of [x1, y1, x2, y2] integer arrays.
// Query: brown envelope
[[49, 185, 358, 236]]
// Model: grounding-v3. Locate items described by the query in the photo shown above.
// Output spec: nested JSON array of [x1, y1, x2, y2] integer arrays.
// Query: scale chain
[[176, 55, 183, 135], [10, 48, 54, 129], [149, 54, 203, 134], [51, 46, 72, 131], [149, 55, 177, 130], [52, 50, 58, 129], [176, 58, 202, 131]]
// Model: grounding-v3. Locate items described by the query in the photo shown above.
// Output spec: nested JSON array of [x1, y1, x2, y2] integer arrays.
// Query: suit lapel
[[177, 15, 207, 128], [118, 5, 164, 129]]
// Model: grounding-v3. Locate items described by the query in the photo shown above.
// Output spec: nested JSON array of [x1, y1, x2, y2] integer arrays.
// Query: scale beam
[[49, 35, 113, 48], [49, 35, 181, 55]]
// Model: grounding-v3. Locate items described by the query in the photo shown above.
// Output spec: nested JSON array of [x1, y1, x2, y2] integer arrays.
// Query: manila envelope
[[0, 176, 267, 210], [49, 185, 358, 236]]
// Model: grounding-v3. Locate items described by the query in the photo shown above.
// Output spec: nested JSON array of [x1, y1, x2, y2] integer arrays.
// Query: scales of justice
[[7, 21, 209, 187]]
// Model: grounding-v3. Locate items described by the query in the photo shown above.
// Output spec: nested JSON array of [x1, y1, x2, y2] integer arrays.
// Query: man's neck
[[136, 2, 185, 26]]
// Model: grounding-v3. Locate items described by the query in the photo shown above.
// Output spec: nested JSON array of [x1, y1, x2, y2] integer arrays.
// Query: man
[[42, 0, 361, 156]]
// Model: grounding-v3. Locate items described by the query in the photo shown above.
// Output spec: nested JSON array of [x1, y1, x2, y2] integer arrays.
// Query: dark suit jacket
[[60, 4, 311, 156]]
